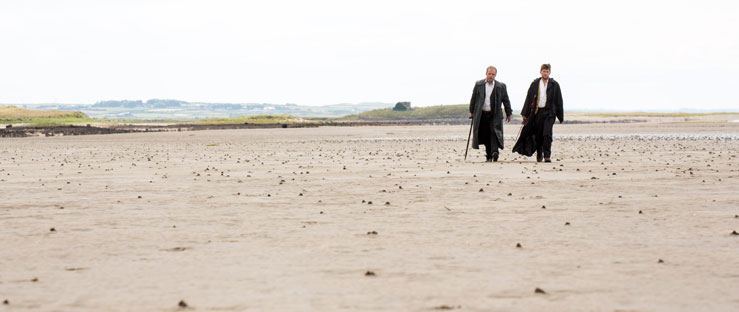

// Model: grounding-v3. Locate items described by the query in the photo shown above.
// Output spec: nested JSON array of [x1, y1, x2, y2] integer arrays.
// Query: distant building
[[393, 102, 412, 111]]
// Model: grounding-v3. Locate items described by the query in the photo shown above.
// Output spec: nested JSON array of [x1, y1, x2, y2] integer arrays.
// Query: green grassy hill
[[340, 104, 468, 120], [0, 105, 95, 126], [192, 114, 308, 125]]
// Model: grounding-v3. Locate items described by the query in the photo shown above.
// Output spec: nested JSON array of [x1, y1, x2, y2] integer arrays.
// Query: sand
[[1, 121, 738, 311]]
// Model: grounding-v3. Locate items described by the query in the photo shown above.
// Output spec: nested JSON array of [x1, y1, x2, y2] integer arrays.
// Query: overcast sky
[[1, 0, 737, 111]]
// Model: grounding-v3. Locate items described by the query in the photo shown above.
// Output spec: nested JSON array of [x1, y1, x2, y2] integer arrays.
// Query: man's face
[[486, 69, 496, 83], [540, 69, 550, 80]]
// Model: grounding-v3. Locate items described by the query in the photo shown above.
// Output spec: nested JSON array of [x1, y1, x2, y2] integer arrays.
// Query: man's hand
[[505, 115, 511, 123], [469, 113, 473, 119], [522, 116, 527, 124]]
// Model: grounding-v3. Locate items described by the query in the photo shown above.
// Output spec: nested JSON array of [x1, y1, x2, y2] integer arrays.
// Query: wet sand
[[1, 121, 738, 311]]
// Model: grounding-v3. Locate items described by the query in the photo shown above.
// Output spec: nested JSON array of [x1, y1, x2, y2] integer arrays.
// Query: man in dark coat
[[513, 63, 564, 162], [469, 66, 512, 162]]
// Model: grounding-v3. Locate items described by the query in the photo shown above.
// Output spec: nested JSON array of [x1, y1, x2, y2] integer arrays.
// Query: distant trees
[[393, 102, 412, 111], [93, 99, 187, 108], [93, 100, 144, 108], [146, 99, 187, 108], [209, 103, 243, 110]]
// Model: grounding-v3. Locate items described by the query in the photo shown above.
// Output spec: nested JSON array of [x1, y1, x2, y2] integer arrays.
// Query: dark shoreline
[[0, 118, 649, 138]]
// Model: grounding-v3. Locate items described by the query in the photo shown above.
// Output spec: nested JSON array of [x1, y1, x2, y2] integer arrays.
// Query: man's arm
[[502, 84, 512, 123], [521, 82, 535, 123], [469, 84, 477, 118], [555, 82, 564, 123]]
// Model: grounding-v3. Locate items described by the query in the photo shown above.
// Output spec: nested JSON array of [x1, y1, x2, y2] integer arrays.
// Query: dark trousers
[[533, 111, 555, 158], [479, 111, 499, 158]]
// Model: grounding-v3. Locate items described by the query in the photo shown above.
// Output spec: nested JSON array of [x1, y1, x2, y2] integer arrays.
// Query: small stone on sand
[[434, 305, 460, 310], [365, 271, 375, 276], [178, 300, 188, 308], [50, 227, 56, 232], [516, 243, 522, 248], [534, 287, 546, 294]]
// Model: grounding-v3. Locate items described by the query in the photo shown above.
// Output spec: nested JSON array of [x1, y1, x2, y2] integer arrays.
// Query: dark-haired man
[[469, 66, 512, 162], [515, 64, 564, 162]]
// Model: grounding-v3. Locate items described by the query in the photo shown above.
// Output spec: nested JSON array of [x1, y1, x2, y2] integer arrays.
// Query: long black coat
[[469, 79, 512, 150], [513, 78, 564, 156], [520, 78, 564, 123]]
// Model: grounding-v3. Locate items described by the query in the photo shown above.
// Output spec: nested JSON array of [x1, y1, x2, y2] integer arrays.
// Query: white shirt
[[483, 80, 495, 111], [538, 79, 548, 108]]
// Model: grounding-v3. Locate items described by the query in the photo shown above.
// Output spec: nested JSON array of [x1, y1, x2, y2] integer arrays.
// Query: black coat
[[513, 77, 564, 156], [520, 78, 564, 123], [469, 79, 512, 149]]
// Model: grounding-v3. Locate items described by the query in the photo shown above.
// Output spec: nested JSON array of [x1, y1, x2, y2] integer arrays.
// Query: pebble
[[365, 271, 375, 276], [178, 300, 188, 308], [534, 287, 546, 294], [434, 305, 460, 310]]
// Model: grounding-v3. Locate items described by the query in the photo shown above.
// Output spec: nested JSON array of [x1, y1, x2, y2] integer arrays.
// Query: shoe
[[536, 152, 543, 162], [544, 157, 552, 163], [492, 152, 499, 162], [485, 158, 492, 162]]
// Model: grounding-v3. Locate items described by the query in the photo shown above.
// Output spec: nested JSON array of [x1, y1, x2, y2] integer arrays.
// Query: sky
[[1, 0, 738, 111]]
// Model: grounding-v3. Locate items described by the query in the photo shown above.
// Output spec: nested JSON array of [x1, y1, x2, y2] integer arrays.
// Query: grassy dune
[[0, 105, 95, 126], [340, 104, 468, 120], [192, 114, 307, 125], [579, 112, 737, 117], [344, 107, 738, 121]]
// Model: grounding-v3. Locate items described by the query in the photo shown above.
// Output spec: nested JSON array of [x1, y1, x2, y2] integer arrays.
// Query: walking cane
[[464, 115, 473, 160]]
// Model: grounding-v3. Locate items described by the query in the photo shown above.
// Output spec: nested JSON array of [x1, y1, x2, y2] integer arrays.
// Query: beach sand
[[1, 121, 738, 311]]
